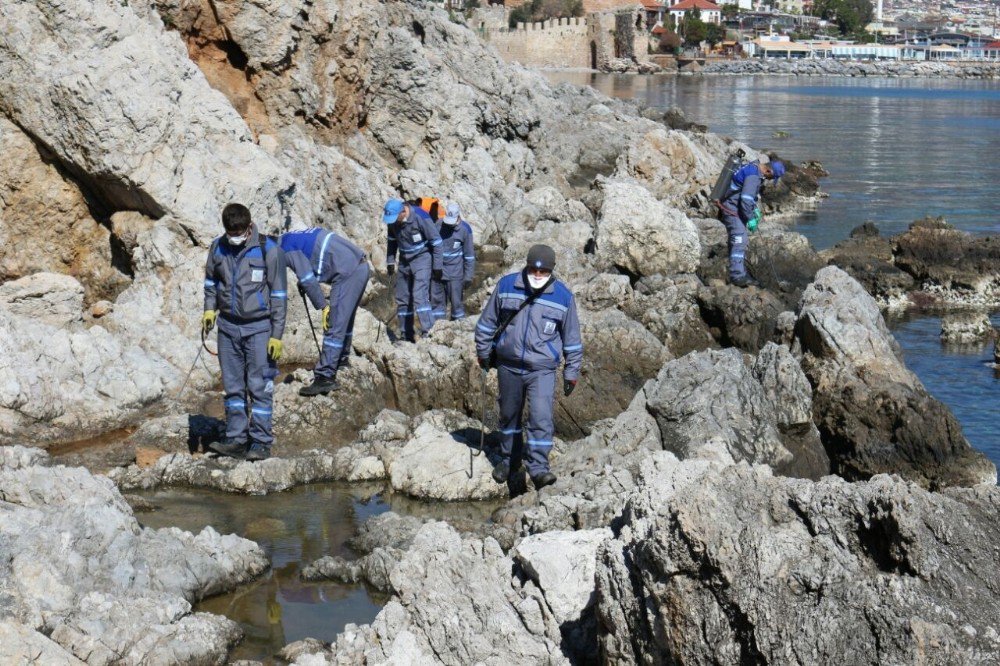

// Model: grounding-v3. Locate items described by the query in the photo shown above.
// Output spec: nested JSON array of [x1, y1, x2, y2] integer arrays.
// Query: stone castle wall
[[474, 8, 648, 70]]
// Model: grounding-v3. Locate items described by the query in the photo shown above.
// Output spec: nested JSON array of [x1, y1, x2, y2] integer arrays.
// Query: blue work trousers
[[431, 278, 465, 322], [316, 261, 369, 379], [721, 211, 749, 282], [395, 253, 434, 341], [497, 366, 556, 477], [218, 318, 277, 449]]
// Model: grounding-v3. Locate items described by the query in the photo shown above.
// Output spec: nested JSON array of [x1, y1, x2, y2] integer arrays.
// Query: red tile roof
[[669, 0, 722, 10], [985, 41, 1000, 49], [640, 0, 664, 8]]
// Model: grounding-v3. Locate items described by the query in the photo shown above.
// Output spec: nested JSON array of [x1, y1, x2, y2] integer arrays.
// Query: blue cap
[[383, 199, 404, 224], [443, 202, 461, 225], [770, 160, 786, 180]]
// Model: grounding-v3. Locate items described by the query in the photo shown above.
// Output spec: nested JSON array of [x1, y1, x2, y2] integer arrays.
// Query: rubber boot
[[245, 444, 271, 462], [531, 472, 557, 490], [299, 374, 339, 397]]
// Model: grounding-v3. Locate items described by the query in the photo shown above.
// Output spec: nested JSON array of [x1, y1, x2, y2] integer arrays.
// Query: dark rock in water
[[821, 230, 915, 308], [794, 267, 996, 488], [850, 221, 881, 238], [697, 283, 786, 353], [892, 219, 1000, 301], [596, 461, 1000, 665]]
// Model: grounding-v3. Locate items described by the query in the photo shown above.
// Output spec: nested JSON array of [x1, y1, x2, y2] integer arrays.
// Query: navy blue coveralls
[[280, 229, 370, 379], [387, 206, 443, 341], [475, 271, 583, 476], [718, 162, 764, 282], [431, 220, 475, 322], [204, 225, 287, 451]]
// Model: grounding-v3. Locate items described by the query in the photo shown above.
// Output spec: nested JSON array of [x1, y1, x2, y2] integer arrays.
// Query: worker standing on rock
[[279, 228, 370, 396], [717, 159, 785, 287], [431, 202, 475, 323], [384, 198, 443, 342], [475, 244, 583, 491], [202, 203, 287, 461]]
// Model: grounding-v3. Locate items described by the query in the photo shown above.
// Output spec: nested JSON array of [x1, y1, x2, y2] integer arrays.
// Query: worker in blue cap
[[383, 198, 443, 341], [717, 159, 785, 287]]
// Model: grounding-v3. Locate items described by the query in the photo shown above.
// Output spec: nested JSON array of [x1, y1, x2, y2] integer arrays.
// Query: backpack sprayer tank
[[710, 149, 746, 204]]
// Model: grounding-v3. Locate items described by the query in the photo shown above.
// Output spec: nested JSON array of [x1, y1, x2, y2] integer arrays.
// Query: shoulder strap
[[491, 281, 546, 343]]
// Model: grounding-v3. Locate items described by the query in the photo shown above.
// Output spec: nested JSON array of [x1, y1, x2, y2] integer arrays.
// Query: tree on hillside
[[811, 0, 874, 35]]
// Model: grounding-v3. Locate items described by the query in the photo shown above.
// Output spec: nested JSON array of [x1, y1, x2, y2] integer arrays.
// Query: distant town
[[428, 0, 1000, 68]]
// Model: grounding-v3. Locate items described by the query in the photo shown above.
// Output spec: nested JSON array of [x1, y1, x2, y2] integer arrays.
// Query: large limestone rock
[[0, 272, 85, 326], [596, 460, 1000, 664], [795, 267, 995, 488], [596, 180, 700, 277], [0, 0, 299, 241], [646, 348, 823, 475], [388, 419, 502, 501], [0, 118, 131, 304], [0, 447, 267, 663], [511, 529, 610, 627], [322, 522, 567, 665]]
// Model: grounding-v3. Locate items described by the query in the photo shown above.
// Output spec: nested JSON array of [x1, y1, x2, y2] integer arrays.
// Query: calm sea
[[548, 72, 1000, 470]]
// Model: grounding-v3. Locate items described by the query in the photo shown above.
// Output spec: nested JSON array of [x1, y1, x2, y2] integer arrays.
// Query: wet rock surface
[[823, 219, 1000, 309], [794, 267, 996, 488], [0, 447, 267, 663], [703, 58, 1000, 79]]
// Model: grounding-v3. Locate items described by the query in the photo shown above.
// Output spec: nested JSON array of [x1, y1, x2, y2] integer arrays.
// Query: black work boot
[[298, 375, 339, 397], [337, 356, 352, 371], [208, 438, 248, 459], [730, 275, 761, 288], [531, 472, 557, 490], [245, 444, 271, 462], [491, 460, 510, 484]]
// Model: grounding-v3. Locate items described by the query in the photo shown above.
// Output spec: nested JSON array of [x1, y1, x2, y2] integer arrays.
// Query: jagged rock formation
[[794, 267, 995, 488], [0, 1, 996, 665], [0, 446, 268, 663], [823, 218, 1000, 309], [597, 458, 1000, 664]]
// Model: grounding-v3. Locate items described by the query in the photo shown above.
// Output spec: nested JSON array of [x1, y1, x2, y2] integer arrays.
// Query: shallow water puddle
[[133, 482, 506, 662], [134, 483, 389, 662]]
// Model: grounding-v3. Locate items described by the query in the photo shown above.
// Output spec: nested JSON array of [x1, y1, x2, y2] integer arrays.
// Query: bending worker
[[202, 203, 287, 461], [717, 158, 785, 288], [384, 198, 443, 342], [280, 228, 370, 396], [475, 244, 582, 491], [431, 202, 475, 323]]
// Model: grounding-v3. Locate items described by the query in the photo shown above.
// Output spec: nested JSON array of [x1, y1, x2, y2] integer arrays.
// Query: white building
[[668, 0, 723, 26]]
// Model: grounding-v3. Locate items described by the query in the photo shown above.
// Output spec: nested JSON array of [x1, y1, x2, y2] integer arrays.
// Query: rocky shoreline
[[701, 58, 1000, 78], [1, 0, 999, 664]]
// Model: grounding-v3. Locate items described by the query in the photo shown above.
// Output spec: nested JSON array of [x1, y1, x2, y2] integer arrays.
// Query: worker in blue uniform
[[202, 203, 287, 461], [475, 245, 583, 491], [384, 198, 443, 342], [717, 159, 785, 287], [431, 202, 475, 323], [280, 228, 369, 396]]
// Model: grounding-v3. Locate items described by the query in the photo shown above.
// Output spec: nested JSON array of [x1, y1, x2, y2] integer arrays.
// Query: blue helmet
[[770, 160, 786, 181]]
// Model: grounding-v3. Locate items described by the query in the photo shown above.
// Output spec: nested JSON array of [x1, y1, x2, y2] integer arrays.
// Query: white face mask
[[527, 274, 550, 290], [227, 232, 249, 246]]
